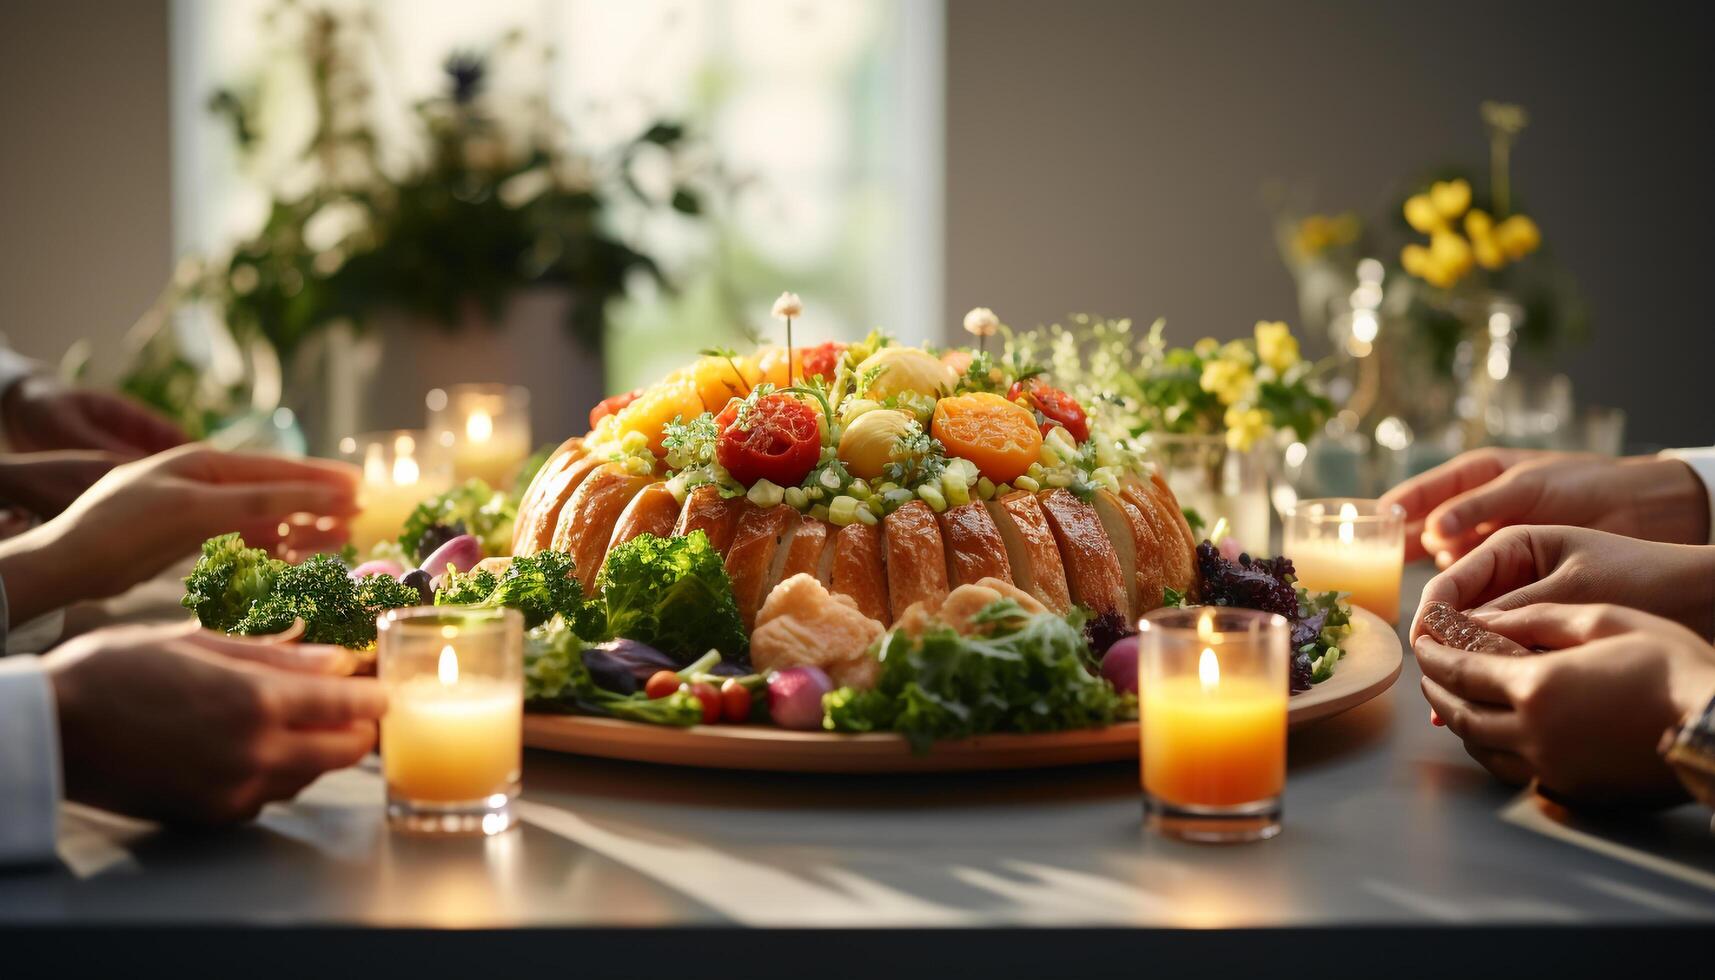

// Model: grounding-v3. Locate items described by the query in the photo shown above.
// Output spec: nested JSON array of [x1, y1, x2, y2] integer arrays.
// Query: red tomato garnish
[[720, 678, 753, 724], [798, 341, 846, 383], [589, 388, 643, 430], [1006, 378, 1090, 443], [715, 393, 822, 488], [644, 669, 681, 700], [689, 682, 722, 725]]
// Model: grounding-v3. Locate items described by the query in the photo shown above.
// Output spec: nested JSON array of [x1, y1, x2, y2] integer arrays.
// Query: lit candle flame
[[1199, 647, 1220, 691], [1338, 501, 1358, 546], [437, 644, 459, 686], [466, 408, 494, 444], [1197, 608, 1217, 643]]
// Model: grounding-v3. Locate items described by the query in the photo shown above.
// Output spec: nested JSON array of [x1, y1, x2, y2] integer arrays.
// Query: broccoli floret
[[434, 551, 590, 631], [182, 533, 285, 633], [235, 556, 417, 648]]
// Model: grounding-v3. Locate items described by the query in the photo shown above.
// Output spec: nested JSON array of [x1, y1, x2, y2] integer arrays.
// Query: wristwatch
[[1660, 689, 1715, 813]]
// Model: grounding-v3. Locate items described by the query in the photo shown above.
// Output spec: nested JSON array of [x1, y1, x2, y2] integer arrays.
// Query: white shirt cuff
[[0, 347, 38, 397], [0, 654, 61, 866], [1661, 447, 1715, 545]]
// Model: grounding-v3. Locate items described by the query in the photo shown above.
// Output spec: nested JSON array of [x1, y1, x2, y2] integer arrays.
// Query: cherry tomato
[[589, 388, 643, 430], [720, 678, 753, 724], [689, 681, 722, 725], [715, 393, 823, 488], [1006, 378, 1090, 443], [644, 670, 681, 700], [799, 341, 846, 383]]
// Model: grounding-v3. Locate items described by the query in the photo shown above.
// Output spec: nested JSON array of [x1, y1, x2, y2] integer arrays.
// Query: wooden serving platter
[[523, 607, 1403, 773]]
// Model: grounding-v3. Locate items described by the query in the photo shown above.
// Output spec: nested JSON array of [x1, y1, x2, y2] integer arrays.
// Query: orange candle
[[1284, 498, 1406, 625], [1139, 606, 1288, 842], [379, 607, 523, 836]]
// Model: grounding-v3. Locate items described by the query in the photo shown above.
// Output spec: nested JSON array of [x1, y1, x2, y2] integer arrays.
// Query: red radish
[[420, 533, 482, 576], [767, 666, 834, 731], [1100, 635, 1140, 696], [351, 559, 405, 580]]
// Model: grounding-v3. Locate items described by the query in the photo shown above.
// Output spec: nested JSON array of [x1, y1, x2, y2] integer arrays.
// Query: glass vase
[[1138, 433, 1273, 554]]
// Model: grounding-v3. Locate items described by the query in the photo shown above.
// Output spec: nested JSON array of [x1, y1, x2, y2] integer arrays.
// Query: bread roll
[[724, 504, 794, 631], [552, 464, 652, 592], [511, 436, 583, 555], [673, 484, 747, 554], [831, 521, 890, 625], [985, 490, 1072, 614], [936, 501, 1013, 588], [883, 500, 950, 624], [1037, 489, 1128, 625], [608, 481, 682, 553], [515, 451, 603, 556]]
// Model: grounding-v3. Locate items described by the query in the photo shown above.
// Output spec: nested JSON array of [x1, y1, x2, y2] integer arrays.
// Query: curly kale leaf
[[593, 531, 746, 663], [824, 600, 1122, 751], [434, 550, 592, 633], [182, 533, 285, 633]]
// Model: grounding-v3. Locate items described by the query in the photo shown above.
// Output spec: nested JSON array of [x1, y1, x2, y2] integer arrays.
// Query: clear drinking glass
[[1139, 606, 1289, 843], [1282, 497, 1406, 625], [426, 384, 533, 488], [339, 429, 453, 554], [378, 606, 524, 836]]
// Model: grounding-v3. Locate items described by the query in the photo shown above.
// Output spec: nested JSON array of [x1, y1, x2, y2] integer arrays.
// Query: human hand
[[2, 375, 186, 457], [0, 444, 359, 626], [0, 450, 125, 517], [1413, 526, 1715, 641], [1416, 603, 1715, 807], [1380, 448, 1711, 565], [44, 622, 387, 825]]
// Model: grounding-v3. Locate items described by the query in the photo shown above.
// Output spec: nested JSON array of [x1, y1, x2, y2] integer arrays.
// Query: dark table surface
[[5, 565, 1713, 941]]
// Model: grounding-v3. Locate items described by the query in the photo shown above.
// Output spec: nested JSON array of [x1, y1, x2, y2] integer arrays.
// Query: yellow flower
[[1403, 194, 1443, 234], [1254, 320, 1300, 374], [1400, 243, 1433, 278], [1193, 337, 1220, 358], [1494, 214, 1541, 260], [1430, 230, 1473, 280], [1219, 339, 1255, 367], [1224, 404, 1269, 452], [1292, 212, 1360, 258], [1430, 179, 1472, 220], [1200, 358, 1255, 407]]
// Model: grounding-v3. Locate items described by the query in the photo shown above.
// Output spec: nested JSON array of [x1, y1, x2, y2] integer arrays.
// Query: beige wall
[[0, 0, 171, 383], [946, 0, 1715, 449]]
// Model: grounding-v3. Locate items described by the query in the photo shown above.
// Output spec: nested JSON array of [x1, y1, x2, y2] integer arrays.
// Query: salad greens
[[397, 479, 515, 563], [591, 531, 748, 663], [524, 619, 705, 725], [1179, 540, 1353, 692], [435, 550, 594, 633], [183, 537, 419, 648], [823, 599, 1129, 751]]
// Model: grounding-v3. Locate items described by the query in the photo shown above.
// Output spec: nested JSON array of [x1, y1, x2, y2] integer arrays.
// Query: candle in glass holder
[[1284, 498, 1406, 624], [1140, 606, 1288, 842], [379, 606, 523, 835], [427, 384, 532, 488], [342, 430, 452, 555]]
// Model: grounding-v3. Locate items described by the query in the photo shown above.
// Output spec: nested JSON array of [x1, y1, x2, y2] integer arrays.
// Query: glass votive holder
[[427, 384, 532, 489], [340, 429, 453, 555], [1283, 497, 1406, 625], [378, 606, 524, 836], [1139, 606, 1289, 843]]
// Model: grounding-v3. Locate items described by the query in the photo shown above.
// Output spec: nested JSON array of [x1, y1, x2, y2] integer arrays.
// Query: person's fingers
[[267, 675, 389, 727], [1383, 450, 1522, 562], [77, 391, 189, 454], [1411, 530, 1543, 640], [43, 409, 143, 457], [1420, 676, 1523, 749], [266, 724, 379, 774], [1420, 469, 1545, 555], [202, 481, 362, 527], [173, 447, 360, 490], [1469, 603, 1655, 650], [1465, 745, 1535, 786], [184, 631, 357, 676], [1413, 636, 1527, 705]]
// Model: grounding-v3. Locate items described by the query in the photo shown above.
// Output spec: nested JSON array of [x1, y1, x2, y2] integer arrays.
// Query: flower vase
[[1139, 433, 1273, 554]]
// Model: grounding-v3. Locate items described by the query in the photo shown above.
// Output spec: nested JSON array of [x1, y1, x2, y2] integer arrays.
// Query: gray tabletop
[[4, 565, 1713, 930]]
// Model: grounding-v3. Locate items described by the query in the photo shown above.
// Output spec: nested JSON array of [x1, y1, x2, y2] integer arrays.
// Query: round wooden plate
[[522, 607, 1403, 773]]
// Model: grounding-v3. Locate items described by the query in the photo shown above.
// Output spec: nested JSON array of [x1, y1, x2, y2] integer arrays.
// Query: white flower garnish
[[771, 291, 803, 320], [963, 307, 999, 337]]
